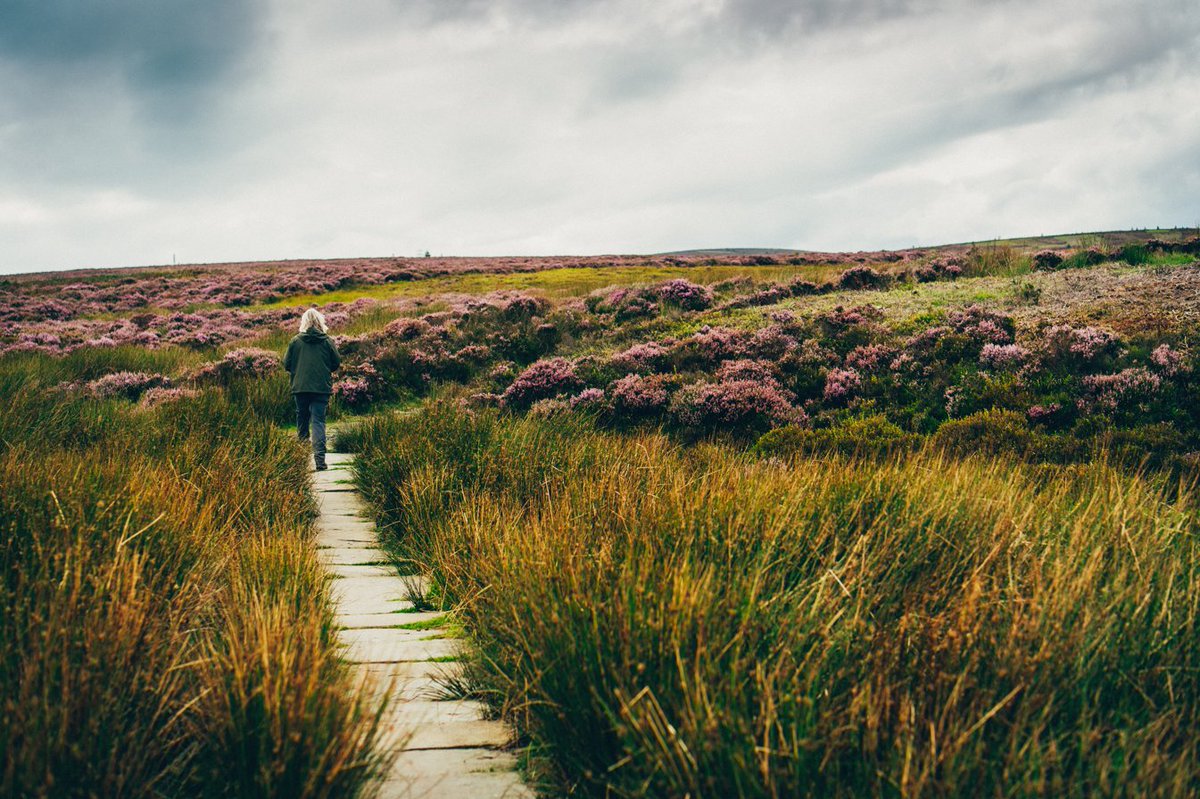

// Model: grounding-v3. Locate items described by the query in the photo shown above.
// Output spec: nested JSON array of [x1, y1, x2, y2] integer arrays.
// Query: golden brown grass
[[350, 406, 1200, 798], [0, 359, 389, 798]]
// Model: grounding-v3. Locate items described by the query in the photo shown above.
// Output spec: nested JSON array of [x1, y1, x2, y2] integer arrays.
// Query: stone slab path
[[314, 452, 533, 799]]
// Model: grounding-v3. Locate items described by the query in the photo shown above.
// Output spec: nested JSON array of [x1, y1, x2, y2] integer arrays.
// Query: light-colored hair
[[298, 308, 328, 334]]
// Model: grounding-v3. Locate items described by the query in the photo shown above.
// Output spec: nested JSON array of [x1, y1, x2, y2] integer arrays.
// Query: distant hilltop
[[661, 228, 1200, 259]]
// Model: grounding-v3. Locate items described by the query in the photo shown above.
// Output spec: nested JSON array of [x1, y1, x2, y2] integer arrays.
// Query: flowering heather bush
[[610, 374, 674, 416], [817, 305, 884, 334], [979, 343, 1030, 369], [384, 317, 433, 340], [837, 266, 891, 290], [744, 325, 797, 361], [191, 347, 280, 384], [943, 386, 965, 417], [1150, 343, 1189, 376], [569, 387, 606, 410], [488, 361, 518, 382], [654, 279, 713, 311], [683, 326, 752, 365], [1080, 368, 1162, 413], [586, 287, 659, 320], [1040, 325, 1122, 364], [715, 359, 781, 387], [609, 340, 675, 374], [334, 377, 374, 408], [139, 386, 199, 407], [913, 258, 963, 283], [946, 305, 1015, 344], [85, 371, 170, 400], [785, 278, 823, 296], [502, 357, 582, 408], [333, 362, 385, 411], [528, 398, 573, 419], [1026, 403, 1063, 424], [670, 379, 800, 433], [844, 344, 896, 373], [453, 344, 493, 365], [1032, 250, 1066, 271], [823, 367, 862, 403], [499, 292, 550, 320]]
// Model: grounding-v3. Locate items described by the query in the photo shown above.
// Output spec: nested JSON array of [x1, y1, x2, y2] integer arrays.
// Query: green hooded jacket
[[283, 330, 341, 395]]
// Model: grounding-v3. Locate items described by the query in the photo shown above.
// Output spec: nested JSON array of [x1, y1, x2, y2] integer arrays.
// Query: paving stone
[[330, 563, 400, 579], [319, 547, 389, 565], [361, 660, 455, 684], [338, 627, 460, 663], [399, 718, 513, 751], [336, 610, 447, 630], [386, 699, 491, 726], [317, 497, 371, 518], [381, 749, 534, 799], [330, 576, 413, 616], [377, 771, 532, 799], [317, 531, 378, 549], [390, 746, 521, 776]]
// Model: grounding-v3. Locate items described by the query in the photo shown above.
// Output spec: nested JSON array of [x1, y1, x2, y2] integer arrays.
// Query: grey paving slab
[[317, 531, 377, 548], [338, 628, 460, 663], [335, 610, 447, 630], [390, 746, 521, 777], [317, 498, 371, 518], [379, 771, 532, 799], [361, 660, 456, 684], [330, 576, 412, 616], [386, 700, 491, 726], [319, 546, 389, 565], [391, 718, 513, 751], [329, 563, 400, 579]]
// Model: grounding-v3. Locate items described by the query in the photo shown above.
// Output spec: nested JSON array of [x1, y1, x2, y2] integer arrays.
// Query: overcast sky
[[1, 0, 1198, 273]]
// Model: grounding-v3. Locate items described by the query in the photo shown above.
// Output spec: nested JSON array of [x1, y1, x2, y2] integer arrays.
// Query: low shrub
[[754, 415, 918, 458], [502, 357, 582, 408], [669, 379, 800, 433], [85, 370, 169, 400], [932, 409, 1066, 460], [837, 265, 891, 290], [654, 279, 713, 311], [1032, 250, 1065, 271]]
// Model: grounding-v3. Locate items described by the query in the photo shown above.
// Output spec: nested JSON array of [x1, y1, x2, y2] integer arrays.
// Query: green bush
[[932, 409, 1074, 461], [754, 415, 918, 458]]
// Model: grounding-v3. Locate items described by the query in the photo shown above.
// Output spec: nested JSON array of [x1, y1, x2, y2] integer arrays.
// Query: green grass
[[260, 263, 841, 309], [352, 404, 1200, 798], [394, 614, 451, 631]]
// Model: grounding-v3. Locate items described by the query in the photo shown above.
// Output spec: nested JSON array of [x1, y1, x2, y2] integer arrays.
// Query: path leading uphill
[[313, 452, 533, 799]]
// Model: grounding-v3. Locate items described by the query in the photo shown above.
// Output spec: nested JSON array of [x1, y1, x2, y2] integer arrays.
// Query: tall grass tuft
[[354, 404, 1200, 798], [1, 360, 388, 797]]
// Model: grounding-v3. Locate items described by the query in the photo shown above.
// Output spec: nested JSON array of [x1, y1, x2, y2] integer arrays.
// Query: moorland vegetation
[[3, 228, 1200, 797]]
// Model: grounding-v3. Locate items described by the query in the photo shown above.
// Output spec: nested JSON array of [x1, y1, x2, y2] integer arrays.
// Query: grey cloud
[[0, 1, 264, 96]]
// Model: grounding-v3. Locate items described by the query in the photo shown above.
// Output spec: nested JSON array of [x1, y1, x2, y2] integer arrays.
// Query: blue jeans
[[294, 392, 328, 467]]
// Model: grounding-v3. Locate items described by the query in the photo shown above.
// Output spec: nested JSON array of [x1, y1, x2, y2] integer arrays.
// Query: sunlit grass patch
[[261, 263, 840, 308]]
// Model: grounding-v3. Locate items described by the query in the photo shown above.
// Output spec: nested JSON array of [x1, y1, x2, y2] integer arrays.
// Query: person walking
[[284, 308, 341, 471]]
